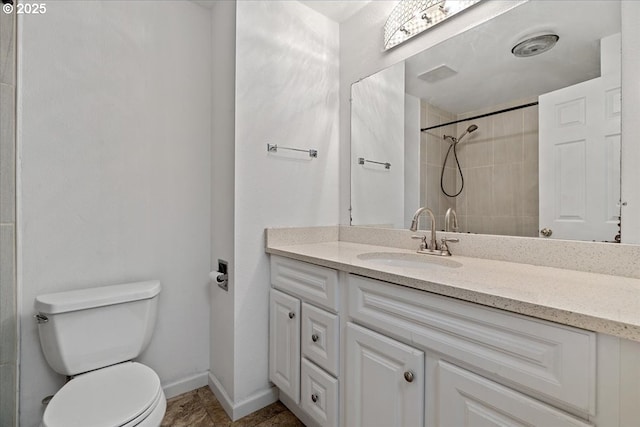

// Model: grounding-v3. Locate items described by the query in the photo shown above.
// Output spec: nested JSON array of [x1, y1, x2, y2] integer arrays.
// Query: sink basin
[[357, 252, 463, 269]]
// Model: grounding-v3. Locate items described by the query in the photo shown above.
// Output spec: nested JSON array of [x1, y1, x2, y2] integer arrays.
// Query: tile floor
[[161, 386, 305, 427]]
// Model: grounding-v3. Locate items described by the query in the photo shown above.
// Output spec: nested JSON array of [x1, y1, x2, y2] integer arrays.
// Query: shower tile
[[493, 163, 523, 216], [458, 116, 493, 168], [465, 166, 494, 216], [0, 224, 16, 366], [0, 10, 15, 85], [426, 166, 441, 212], [456, 192, 467, 216], [523, 130, 538, 163], [439, 164, 458, 202], [492, 216, 518, 236], [460, 139, 492, 168], [520, 216, 540, 237], [0, 83, 15, 223], [457, 215, 467, 233], [493, 109, 523, 165], [493, 135, 523, 165], [467, 215, 495, 235], [523, 157, 539, 217], [425, 134, 441, 166], [523, 103, 539, 133], [420, 136, 427, 165]]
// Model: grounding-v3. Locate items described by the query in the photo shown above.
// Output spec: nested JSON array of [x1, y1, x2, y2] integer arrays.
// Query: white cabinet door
[[436, 359, 592, 427], [345, 322, 424, 427], [269, 288, 301, 404]]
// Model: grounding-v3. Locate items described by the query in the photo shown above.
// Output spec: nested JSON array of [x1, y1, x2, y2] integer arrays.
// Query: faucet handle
[[441, 237, 459, 243], [411, 235, 428, 251], [439, 237, 459, 255]]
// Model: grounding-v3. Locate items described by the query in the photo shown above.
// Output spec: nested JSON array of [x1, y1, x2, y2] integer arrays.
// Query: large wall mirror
[[351, 0, 623, 243]]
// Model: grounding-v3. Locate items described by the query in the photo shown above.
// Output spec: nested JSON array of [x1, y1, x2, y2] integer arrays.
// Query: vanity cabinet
[[347, 274, 597, 427], [345, 322, 424, 427], [269, 254, 639, 427], [269, 256, 340, 427]]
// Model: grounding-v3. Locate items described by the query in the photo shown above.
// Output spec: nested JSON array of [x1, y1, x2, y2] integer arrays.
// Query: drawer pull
[[311, 393, 319, 403], [404, 370, 414, 383], [288, 311, 295, 319], [311, 333, 319, 342]]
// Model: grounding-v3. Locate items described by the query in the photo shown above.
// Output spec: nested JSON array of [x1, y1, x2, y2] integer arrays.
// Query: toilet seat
[[42, 362, 164, 427]]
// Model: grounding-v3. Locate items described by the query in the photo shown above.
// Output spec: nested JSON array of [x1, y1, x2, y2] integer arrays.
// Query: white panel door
[[269, 288, 301, 404], [539, 75, 621, 241], [436, 360, 592, 427], [345, 322, 424, 427]]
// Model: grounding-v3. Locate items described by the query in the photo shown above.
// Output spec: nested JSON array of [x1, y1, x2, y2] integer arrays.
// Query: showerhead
[[456, 123, 478, 144]]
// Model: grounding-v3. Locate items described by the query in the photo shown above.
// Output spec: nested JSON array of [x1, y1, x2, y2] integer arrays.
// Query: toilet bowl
[[41, 363, 166, 427], [35, 281, 166, 427]]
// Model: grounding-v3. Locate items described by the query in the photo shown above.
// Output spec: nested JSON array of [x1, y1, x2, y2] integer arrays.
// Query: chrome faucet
[[410, 207, 437, 251], [444, 208, 458, 232]]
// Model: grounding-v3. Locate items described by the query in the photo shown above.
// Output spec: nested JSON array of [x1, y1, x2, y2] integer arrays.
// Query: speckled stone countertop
[[266, 239, 640, 342]]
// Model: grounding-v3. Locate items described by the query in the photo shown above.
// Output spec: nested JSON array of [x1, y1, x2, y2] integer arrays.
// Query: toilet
[[34, 280, 166, 427]]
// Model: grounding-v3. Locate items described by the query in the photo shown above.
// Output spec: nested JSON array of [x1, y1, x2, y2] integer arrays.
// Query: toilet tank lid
[[35, 280, 161, 314]]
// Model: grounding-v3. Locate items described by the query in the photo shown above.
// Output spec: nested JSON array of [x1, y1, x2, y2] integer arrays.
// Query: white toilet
[[34, 280, 166, 427]]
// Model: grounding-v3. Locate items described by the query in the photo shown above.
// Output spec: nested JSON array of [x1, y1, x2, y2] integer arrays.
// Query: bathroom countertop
[[266, 240, 640, 342]]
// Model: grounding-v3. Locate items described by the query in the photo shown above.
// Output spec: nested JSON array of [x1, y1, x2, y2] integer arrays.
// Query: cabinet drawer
[[348, 274, 596, 415], [271, 255, 339, 312], [436, 360, 592, 427], [302, 303, 339, 377], [301, 358, 339, 427]]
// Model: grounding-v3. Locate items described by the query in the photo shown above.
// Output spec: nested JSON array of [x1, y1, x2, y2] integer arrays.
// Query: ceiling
[[404, 0, 621, 114], [299, 1, 372, 23]]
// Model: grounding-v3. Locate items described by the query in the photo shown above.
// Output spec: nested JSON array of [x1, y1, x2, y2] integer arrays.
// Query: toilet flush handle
[[34, 313, 49, 324]]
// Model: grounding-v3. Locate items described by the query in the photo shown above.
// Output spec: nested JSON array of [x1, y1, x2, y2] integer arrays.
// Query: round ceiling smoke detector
[[511, 34, 559, 58]]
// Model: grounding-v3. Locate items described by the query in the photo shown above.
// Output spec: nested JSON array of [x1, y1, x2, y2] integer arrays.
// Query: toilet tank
[[34, 280, 161, 376]]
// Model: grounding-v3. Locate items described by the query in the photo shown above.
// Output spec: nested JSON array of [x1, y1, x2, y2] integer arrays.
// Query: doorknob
[[540, 227, 553, 237]]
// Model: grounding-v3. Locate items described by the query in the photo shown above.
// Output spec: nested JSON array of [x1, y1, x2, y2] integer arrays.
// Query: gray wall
[[0, 4, 17, 427], [18, 2, 212, 425]]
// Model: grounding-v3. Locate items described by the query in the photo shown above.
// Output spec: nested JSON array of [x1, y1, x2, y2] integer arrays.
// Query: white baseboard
[[207, 372, 235, 418], [208, 372, 278, 421], [162, 371, 209, 399]]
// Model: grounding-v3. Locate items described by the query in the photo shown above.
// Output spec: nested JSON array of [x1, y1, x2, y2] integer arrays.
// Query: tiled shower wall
[[421, 98, 539, 237], [421, 101, 456, 231], [456, 98, 539, 237], [0, 5, 17, 427]]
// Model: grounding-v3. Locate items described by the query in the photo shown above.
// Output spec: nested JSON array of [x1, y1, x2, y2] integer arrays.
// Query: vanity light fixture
[[384, 0, 483, 50]]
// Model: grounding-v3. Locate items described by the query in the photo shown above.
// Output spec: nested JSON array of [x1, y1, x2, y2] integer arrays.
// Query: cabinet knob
[[404, 370, 414, 383], [311, 393, 319, 403], [311, 333, 319, 342], [288, 312, 295, 319]]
